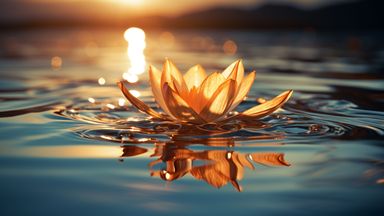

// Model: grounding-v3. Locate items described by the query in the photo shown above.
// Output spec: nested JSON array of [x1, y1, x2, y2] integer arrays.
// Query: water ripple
[[51, 94, 384, 144]]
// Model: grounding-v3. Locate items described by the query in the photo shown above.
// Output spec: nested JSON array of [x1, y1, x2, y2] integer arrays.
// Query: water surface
[[0, 29, 383, 215]]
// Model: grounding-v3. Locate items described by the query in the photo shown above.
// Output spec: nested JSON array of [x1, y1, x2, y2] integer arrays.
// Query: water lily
[[118, 59, 292, 124]]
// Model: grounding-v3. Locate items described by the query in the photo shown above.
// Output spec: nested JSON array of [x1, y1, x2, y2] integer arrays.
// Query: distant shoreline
[[1, 0, 383, 31]]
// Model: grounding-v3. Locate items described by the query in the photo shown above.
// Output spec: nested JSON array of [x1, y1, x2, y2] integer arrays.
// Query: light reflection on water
[[0, 28, 384, 215], [123, 27, 146, 83]]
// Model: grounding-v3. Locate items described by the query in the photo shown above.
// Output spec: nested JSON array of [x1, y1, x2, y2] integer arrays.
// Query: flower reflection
[[123, 27, 146, 83], [121, 140, 290, 191]]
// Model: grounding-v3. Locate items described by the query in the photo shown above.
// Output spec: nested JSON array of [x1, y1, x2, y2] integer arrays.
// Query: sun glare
[[123, 27, 146, 83], [119, 0, 142, 6], [124, 27, 146, 43]]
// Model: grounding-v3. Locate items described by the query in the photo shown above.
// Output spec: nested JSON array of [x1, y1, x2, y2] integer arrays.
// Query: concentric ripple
[[55, 95, 384, 144]]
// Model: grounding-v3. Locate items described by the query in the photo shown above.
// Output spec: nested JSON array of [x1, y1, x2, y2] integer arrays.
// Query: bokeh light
[[118, 98, 126, 106], [88, 97, 96, 103], [159, 31, 175, 47], [129, 90, 141, 98], [223, 40, 237, 55], [106, 104, 115, 109], [51, 56, 62, 69], [98, 77, 106, 85], [122, 73, 139, 83], [124, 27, 146, 43]]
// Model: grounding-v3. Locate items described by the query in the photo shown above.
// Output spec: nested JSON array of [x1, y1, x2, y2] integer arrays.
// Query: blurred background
[[1, 0, 383, 29], [0, 1, 384, 216]]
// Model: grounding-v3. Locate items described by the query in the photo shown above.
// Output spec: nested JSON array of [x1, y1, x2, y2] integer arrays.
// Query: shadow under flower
[[120, 139, 290, 192]]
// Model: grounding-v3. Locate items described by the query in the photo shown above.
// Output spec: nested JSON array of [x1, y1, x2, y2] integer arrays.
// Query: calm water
[[0, 29, 383, 215]]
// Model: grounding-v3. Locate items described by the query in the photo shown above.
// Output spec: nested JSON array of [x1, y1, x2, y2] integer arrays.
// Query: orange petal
[[183, 64, 207, 90], [230, 180, 242, 192], [227, 71, 256, 112], [241, 90, 293, 118], [199, 79, 236, 122], [249, 152, 291, 166], [231, 154, 246, 180], [162, 82, 205, 124], [236, 153, 255, 170], [148, 65, 175, 118], [161, 59, 189, 99], [118, 81, 166, 119], [186, 86, 200, 110], [222, 59, 244, 83], [190, 166, 229, 189], [194, 72, 226, 112], [188, 86, 199, 100], [198, 72, 226, 98]]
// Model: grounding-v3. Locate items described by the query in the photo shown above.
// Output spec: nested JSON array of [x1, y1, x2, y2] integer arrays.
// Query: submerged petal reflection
[[121, 139, 291, 192]]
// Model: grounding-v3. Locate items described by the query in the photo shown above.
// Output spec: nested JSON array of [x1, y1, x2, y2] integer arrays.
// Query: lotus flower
[[118, 59, 292, 124]]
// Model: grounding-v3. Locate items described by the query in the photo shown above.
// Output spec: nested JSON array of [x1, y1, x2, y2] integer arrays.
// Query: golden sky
[[2, 0, 351, 20], [18, 0, 352, 15], [17, 0, 257, 17]]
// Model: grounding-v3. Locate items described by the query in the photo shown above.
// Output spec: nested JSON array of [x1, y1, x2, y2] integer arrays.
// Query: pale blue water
[[0, 29, 383, 215]]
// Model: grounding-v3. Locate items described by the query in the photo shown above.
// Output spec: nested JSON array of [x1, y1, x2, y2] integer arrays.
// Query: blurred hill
[[2, 0, 383, 30], [170, 0, 384, 29]]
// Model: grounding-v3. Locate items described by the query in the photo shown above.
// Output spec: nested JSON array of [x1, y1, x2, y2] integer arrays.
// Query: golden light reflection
[[123, 27, 146, 83], [98, 77, 106, 85], [118, 98, 126, 106], [257, 97, 267, 104], [88, 97, 96, 103], [121, 140, 291, 192], [129, 89, 141, 98], [122, 73, 139, 83], [13, 145, 122, 158], [106, 103, 116, 109]]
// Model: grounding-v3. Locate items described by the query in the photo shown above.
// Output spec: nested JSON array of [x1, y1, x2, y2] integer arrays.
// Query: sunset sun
[[119, 0, 142, 6]]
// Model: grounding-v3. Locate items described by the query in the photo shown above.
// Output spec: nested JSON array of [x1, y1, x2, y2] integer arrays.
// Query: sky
[[1, 0, 354, 22]]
